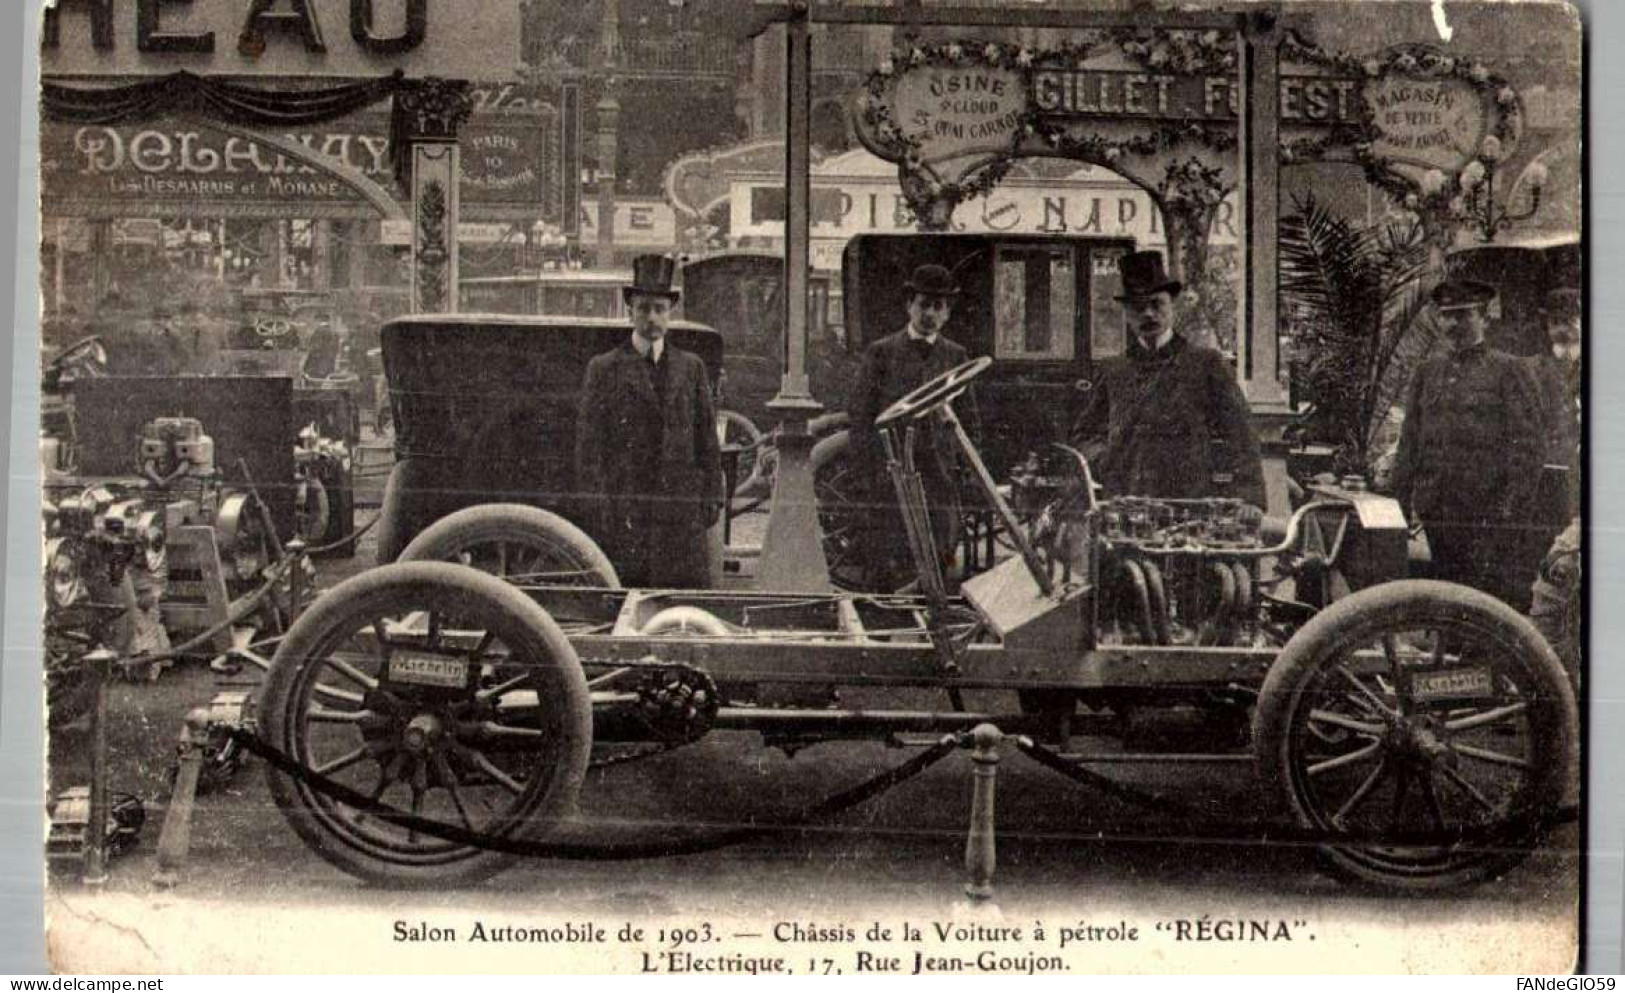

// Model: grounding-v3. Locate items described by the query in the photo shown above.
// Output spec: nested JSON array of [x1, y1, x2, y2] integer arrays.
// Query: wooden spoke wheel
[[399, 504, 618, 588], [811, 430, 900, 592], [261, 562, 592, 886], [1255, 580, 1577, 890]]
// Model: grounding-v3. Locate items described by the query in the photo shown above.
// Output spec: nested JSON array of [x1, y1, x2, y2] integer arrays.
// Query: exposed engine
[[1095, 497, 1266, 648]]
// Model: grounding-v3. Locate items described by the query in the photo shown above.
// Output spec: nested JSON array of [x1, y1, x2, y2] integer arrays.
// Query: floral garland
[[1158, 157, 1230, 212], [1281, 33, 1524, 235], [857, 31, 1243, 203]]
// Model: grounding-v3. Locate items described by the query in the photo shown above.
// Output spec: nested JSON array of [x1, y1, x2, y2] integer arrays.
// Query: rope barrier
[[234, 728, 960, 861], [303, 510, 379, 556], [1010, 735, 1579, 848], [116, 556, 295, 672]]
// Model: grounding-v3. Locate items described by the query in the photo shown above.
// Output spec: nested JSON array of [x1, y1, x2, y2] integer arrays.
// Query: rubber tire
[[1254, 579, 1578, 892], [260, 562, 593, 887], [399, 503, 619, 588], [374, 459, 415, 566], [716, 409, 766, 501]]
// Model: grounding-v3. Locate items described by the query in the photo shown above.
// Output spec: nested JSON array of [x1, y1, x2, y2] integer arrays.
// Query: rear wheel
[[812, 431, 897, 592], [716, 410, 767, 511], [261, 562, 592, 886], [399, 504, 618, 588], [1255, 579, 1577, 890]]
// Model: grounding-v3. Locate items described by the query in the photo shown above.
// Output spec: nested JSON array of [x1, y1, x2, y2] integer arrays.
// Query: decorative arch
[[849, 30, 1242, 286]]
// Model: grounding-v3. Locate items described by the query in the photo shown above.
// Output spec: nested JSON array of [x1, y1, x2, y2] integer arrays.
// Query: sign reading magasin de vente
[[41, 0, 522, 82]]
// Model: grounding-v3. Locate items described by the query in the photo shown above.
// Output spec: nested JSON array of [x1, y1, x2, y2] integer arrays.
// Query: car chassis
[[261, 358, 1577, 891]]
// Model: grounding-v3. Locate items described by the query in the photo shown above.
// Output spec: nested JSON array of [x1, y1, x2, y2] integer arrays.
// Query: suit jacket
[[576, 341, 722, 529], [848, 328, 977, 490], [1391, 343, 1543, 524], [1069, 333, 1266, 509]]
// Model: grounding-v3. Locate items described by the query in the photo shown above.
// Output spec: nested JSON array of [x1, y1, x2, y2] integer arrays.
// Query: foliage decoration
[[1280, 33, 1524, 240], [1279, 193, 1436, 475]]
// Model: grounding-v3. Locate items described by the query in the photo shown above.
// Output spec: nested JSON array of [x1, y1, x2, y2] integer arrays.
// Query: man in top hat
[[1390, 278, 1545, 610], [576, 254, 723, 588], [848, 262, 979, 589], [1070, 250, 1265, 509]]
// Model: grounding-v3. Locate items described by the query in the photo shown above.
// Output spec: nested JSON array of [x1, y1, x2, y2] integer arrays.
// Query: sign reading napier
[[40, 0, 521, 82]]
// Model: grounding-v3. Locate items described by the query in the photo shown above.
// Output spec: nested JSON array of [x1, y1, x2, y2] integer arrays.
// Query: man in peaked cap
[[1070, 250, 1265, 509], [1391, 277, 1546, 610], [576, 254, 723, 588], [848, 262, 980, 590]]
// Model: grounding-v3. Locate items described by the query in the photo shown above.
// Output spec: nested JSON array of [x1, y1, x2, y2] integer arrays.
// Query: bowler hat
[[623, 254, 681, 304], [904, 263, 961, 299], [1115, 250, 1182, 300], [1429, 278, 1496, 311]]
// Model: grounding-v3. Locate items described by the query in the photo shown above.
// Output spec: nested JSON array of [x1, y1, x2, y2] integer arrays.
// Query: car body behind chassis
[[260, 358, 1578, 890]]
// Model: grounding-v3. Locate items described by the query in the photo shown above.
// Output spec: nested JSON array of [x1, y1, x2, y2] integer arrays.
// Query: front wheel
[[1254, 579, 1577, 891], [399, 504, 618, 588], [261, 562, 592, 886]]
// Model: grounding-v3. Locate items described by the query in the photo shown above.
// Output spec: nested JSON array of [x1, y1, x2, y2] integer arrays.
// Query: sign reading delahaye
[[41, 0, 522, 82], [42, 109, 559, 221]]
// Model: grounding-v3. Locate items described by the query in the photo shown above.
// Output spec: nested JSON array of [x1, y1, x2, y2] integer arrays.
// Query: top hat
[[1543, 287, 1582, 321], [1429, 278, 1497, 311], [1115, 251, 1182, 300], [624, 254, 681, 304], [903, 263, 961, 299]]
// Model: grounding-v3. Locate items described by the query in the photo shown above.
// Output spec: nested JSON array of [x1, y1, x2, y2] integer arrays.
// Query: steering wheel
[[875, 356, 992, 428]]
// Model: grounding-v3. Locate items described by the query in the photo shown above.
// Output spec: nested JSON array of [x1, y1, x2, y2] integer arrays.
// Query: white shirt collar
[[630, 332, 664, 363], [906, 323, 938, 344], [1134, 327, 1175, 353]]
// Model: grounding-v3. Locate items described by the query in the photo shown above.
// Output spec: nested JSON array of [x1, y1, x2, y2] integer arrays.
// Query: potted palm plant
[[1278, 193, 1438, 481]]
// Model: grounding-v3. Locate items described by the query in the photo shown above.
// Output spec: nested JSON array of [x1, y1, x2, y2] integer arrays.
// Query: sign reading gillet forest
[[852, 31, 1519, 226]]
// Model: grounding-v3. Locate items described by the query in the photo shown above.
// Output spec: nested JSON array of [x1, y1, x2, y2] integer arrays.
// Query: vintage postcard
[[35, 0, 1582, 974]]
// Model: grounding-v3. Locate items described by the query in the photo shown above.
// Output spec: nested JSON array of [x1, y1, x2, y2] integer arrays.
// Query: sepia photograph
[[31, 0, 1584, 974]]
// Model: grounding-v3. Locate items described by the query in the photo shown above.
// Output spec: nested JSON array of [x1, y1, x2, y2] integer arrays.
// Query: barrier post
[[153, 708, 210, 889], [963, 723, 1003, 905], [81, 648, 118, 887], [285, 537, 308, 625]]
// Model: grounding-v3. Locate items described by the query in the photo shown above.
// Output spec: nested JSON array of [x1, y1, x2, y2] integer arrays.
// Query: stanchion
[[963, 723, 1003, 906], [285, 537, 308, 625], [153, 708, 210, 890], [81, 648, 118, 887]]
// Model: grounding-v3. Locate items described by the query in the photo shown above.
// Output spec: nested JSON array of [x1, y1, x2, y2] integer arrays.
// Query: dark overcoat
[[1069, 334, 1266, 509], [1524, 353, 1582, 519], [848, 329, 977, 583], [576, 341, 723, 588], [1391, 342, 1545, 607]]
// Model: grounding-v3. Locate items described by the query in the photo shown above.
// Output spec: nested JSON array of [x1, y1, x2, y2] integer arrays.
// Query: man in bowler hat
[[1070, 250, 1265, 508], [576, 254, 723, 588], [1391, 278, 1545, 609], [848, 262, 978, 589]]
